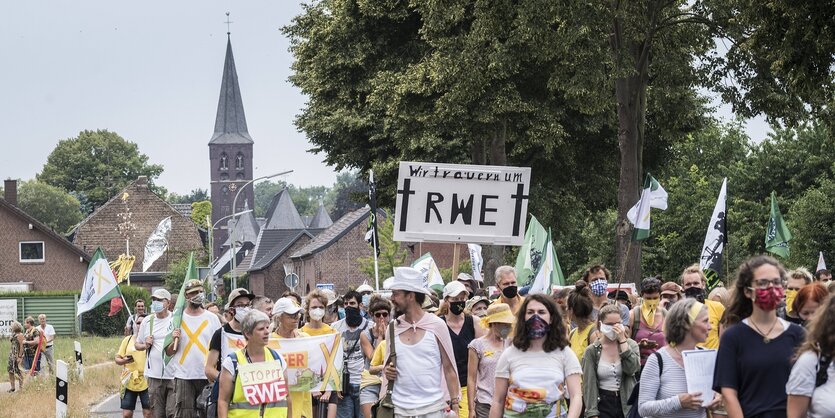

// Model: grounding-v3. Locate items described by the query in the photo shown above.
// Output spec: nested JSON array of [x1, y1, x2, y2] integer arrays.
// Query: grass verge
[[0, 335, 124, 374]]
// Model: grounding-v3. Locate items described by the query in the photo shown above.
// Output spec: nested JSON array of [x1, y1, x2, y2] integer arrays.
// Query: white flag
[[467, 244, 484, 282], [817, 252, 827, 272], [411, 253, 444, 292], [700, 178, 727, 272], [77, 248, 120, 316], [528, 240, 556, 295], [627, 174, 668, 241], [142, 216, 171, 272]]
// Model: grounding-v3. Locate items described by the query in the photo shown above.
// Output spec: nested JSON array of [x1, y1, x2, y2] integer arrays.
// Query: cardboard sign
[[393, 161, 531, 245], [239, 360, 289, 406], [0, 299, 17, 336], [267, 333, 344, 392]]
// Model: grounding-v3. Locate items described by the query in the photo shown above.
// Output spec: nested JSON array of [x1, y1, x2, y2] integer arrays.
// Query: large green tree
[[38, 130, 164, 211], [17, 180, 84, 234]]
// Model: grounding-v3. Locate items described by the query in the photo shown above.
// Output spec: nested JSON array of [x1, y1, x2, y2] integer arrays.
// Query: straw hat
[[481, 303, 515, 327]]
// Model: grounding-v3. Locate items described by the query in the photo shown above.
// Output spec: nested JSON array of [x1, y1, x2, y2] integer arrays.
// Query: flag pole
[[370, 170, 381, 291]]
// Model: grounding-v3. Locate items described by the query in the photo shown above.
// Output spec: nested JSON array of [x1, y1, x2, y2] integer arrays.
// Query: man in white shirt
[[38, 314, 56, 376], [136, 288, 176, 418], [165, 280, 221, 418]]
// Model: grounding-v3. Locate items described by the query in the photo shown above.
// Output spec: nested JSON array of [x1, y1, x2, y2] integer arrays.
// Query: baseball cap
[[152, 288, 171, 300], [183, 279, 203, 294], [273, 297, 302, 316], [443, 280, 469, 299], [661, 282, 682, 296], [226, 288, 255, 308]]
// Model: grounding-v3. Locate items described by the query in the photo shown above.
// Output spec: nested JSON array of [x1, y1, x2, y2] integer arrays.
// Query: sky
[[2, 2, 770, 195]]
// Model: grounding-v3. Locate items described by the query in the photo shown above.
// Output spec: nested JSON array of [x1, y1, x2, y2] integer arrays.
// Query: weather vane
[[225, 12, 233, 36]]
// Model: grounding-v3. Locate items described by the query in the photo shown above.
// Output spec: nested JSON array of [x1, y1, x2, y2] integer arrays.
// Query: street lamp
[[230, 170, 293, 289], [207, 209, 252, 301]]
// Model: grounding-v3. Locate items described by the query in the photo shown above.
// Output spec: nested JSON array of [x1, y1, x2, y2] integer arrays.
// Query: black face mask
[[449, 301, 466, 316], [502, 285, 518, 299], [345, 306, 363, 327], [683, 287, 706, 303]]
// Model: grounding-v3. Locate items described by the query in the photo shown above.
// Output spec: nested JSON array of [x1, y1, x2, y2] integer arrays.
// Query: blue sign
[[316, 283, 335, 291]]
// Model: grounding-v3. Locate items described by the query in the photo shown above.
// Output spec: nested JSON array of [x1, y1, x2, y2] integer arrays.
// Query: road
[[91, 392, 145, 417]]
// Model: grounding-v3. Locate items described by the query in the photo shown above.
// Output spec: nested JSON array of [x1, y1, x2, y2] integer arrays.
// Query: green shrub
[[81, 285, 151, 336]]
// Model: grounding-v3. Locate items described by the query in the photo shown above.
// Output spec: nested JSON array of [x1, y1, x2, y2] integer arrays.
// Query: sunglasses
[[374, 311, 389, 318]]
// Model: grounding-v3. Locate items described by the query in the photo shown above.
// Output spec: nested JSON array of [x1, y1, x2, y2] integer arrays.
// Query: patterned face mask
[[590, 279, 608, 296], [525, 314, 549, 340]]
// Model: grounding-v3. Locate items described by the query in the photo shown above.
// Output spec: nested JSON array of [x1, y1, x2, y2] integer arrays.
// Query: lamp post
[[208, 209, 252, 300], [230, 170, 293, 290]]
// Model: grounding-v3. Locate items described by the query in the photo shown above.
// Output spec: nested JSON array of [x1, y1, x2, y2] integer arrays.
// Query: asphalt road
[[91, 392, 145, 417]]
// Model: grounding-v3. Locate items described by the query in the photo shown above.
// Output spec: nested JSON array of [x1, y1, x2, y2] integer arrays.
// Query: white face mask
[[309, 308, 325, 321], [234, 307, 251, 323], [599, 323, 617, 341]]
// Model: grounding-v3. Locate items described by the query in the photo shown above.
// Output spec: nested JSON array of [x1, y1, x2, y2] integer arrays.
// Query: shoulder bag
[[374, 322, 396, 418]]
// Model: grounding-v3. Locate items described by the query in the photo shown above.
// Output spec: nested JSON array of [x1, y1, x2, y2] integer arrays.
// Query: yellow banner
[[268, 333, 343, 392]]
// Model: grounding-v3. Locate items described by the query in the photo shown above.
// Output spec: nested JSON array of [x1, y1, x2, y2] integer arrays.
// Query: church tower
[[209, 34, 254, 257]]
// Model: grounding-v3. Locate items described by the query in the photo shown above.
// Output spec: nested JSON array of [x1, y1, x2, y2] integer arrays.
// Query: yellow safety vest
[[228, 347, 289, 418]]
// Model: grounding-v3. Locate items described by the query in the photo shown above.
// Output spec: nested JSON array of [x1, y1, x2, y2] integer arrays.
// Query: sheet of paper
[[681, 349, 717, 407]]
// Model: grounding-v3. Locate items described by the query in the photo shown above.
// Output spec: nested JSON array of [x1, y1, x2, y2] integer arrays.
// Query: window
[[20, 241, 44, 263], [236, 153, 244, 170], [220, 173, 229, 181], [219, 153, 229, 170], [236, 172, 245, 180]]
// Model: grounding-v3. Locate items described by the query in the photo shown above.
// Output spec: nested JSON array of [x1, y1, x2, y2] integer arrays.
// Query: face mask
[[361, 294, 371, 307], [502, 285, 518, 299], [495, 325, 512, 339], [345, 306, 363, 327], [449, 301, 466, 316], [189, 293, 205, 306], [590, 280, 608, 296], [784, 289, 798, 314], [599, 323, 617, 341], [641, 298, 660, 327], [684, 287, 706, 303], [338, 307, 346, 320], [525, 314, 549, 340], [750, 287, 783, 311], [309, 308, 325, 321], [472, 307, 487, 318], [234, 307, 251, 323], [151, 301, 164, 313]]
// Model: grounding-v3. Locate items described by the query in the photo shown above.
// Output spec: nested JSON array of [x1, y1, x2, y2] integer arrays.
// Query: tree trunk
[[480, 120, 509, 286]]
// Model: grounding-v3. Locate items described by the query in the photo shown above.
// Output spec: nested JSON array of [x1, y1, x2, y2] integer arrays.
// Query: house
[[0, 179, 90, 291], [70, 176, 205, 290], [290, 206, 380, 294]]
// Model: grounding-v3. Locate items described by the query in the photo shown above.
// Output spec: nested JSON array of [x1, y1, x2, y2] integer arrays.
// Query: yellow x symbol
[[179, 320, 209, 365], [94, 263, 112, 294], [319, 334, 342, 391]]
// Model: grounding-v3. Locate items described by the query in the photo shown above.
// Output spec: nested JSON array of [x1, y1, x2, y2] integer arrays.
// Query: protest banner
[[268, 332, 344, 392], [393, 161, 531, 245], [238, 360, 289, 406], [0, 299, 17, 336]]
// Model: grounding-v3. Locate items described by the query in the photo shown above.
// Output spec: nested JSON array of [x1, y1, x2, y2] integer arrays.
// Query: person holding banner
[[383, 267, 461, 418], [270, 297, 313, 418], [301, 290, 338, 338], [218, 310, 292, 418], [21, 316, 42, 377]]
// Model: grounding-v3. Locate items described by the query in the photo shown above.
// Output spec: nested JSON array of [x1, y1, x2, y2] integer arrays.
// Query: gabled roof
[[209, 36, 253, 145], [222, 203, 260, 247], [248, 229, 312, 272], [308, 203, 333, 229], [263, 188, 305, 230], [0, 198, 90, 262], [291, 206, 377, 259]]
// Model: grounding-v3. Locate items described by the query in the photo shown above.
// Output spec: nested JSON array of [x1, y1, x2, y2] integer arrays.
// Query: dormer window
[[236, 153, 245, 170], [220, 153, 229, 171]]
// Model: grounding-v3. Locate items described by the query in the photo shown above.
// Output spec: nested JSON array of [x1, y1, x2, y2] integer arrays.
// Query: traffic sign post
[[284, 273, 300, 291]]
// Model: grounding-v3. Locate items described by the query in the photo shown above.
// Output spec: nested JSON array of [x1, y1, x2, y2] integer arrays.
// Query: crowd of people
[[8, 255, 835, 418], [5, 313, 56, 392]]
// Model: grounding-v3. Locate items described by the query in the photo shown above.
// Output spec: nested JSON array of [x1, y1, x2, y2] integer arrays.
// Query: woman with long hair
[[638, 299, 721, 418], [714, 255, 805, 418], [489, 294, 582, 418], [786, 292, 835, 417], [581, 304, 640, 418], [468, 303, 514, 418], [567, 281, 597, 363]]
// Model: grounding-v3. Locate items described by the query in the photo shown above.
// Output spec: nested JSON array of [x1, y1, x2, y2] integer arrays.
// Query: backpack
[[816, 354, 832, 388], [625, 351, 663, 418]]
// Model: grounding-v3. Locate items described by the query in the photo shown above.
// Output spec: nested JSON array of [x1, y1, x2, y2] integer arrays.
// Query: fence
[[0, 294, 79, 335]]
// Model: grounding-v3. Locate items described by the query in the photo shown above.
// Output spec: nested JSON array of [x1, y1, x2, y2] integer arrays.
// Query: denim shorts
[[121, 388, 150, 410], [359, 383, 381, 405]]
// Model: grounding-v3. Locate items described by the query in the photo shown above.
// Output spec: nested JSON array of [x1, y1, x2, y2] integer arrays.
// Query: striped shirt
[[638, 347, 707, 418]]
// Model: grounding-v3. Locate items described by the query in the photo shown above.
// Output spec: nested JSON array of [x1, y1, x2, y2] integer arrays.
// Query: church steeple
[[209, 35, 253, 145]]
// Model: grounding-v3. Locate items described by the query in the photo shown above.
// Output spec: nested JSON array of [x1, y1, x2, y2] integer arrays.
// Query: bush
[[81, 285, 151, 336]]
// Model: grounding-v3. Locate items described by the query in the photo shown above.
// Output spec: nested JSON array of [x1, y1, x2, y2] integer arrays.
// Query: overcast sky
[[2, 2, 769, 195]]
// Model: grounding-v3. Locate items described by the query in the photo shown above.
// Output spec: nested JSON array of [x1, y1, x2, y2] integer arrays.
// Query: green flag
[[627, 174, 668, 241], [163, 252, 198, 365], [77, 247, 122, 316], [765, 191, 792, 258], [514, 216, 549, 286]]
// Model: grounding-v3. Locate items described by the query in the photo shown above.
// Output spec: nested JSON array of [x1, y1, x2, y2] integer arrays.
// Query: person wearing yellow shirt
[[491, 266, 525, 314], [299, 290, 339, 418], [270, 298, 311, 418], [680, 264, 725, 349], [117, 314, 151, 418]]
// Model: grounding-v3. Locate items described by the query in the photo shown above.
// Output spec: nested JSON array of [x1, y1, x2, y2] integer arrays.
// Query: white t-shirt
[[39, 324, 56, 347], [137, 312, 176, 379], [786, 350, 835, 418], [495, 345, 581, 418], [169, 310, 221, 380], [332, 318, 368, 386]]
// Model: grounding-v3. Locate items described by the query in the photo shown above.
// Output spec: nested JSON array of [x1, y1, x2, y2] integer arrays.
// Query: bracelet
[[618, 340, 627, 344]]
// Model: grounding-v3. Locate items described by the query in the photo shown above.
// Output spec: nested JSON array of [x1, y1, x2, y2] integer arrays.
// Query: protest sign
[[0, 299, 16, 336], [393, 161, 531, 245], [268, 332, 344, 392], [238, 360, 289, 406]]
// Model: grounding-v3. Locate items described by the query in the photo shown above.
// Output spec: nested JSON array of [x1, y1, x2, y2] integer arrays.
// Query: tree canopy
[[17, 180, 84, 234], [38, 130, 164, 211]]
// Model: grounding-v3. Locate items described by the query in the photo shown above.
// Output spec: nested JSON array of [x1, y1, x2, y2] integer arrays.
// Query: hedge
[[81, 285, 151, 336]]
